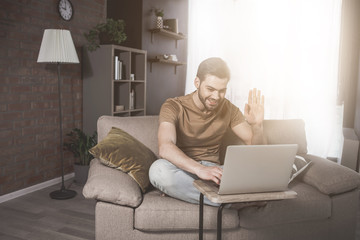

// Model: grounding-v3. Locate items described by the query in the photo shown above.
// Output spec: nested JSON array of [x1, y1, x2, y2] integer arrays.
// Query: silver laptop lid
[[218, 144, 298, 195]]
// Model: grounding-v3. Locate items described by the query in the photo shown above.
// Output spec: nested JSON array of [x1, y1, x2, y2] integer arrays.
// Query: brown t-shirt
[[159, 92, 245, 164]]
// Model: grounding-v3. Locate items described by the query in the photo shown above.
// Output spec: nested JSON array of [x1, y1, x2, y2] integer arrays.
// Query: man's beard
[[198, 88, 223, 112]]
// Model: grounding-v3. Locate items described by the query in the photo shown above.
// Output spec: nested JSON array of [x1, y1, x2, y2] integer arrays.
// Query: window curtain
[[186, 0, 343, 158]]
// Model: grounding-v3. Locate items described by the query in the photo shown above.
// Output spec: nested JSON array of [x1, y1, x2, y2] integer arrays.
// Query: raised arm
[[158, 121, 223, 184], [232, 88, 267, 145]]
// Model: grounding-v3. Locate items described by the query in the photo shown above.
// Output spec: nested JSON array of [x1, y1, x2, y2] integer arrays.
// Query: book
[[114, 56, 119, 80], [118, 60, 122, 80], [114, 56, 123, 80]]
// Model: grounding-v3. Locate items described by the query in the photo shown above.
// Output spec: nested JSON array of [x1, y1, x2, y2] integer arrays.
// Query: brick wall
[[0, 0, 106, 195]]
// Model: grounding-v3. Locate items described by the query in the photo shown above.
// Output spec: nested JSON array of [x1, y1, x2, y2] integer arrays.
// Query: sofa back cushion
[[97, 116, 307, 163], [263, 119, 307, 154], [219, 119, 307, 164], [97, 115, 159, 156]]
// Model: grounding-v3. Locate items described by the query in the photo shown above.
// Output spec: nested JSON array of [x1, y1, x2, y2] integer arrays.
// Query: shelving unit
[[82, 44, 147, 134]]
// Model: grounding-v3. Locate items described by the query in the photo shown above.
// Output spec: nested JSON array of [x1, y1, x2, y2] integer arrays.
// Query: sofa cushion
[[82, 158, 143, 207], [219, 119, 307, 163], [90, 127, 157, 193], [299, 154, 360, 195], [134, 190, 239, 231], [239, 180, 331, 229], [263, 119, 308, 154]]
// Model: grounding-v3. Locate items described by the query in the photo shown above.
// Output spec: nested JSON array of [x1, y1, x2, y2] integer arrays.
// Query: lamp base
[[50, 188, 77, 200]]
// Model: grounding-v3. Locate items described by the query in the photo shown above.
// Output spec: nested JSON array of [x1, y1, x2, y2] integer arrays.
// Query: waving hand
[[244, 88, 265, 126]]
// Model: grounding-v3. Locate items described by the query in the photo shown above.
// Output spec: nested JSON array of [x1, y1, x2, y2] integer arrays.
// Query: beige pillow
[[89, 127, 157, 193], [289, 155, 312, 183]]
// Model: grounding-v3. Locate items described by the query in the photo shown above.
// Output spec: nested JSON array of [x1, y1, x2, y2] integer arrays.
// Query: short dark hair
[[196, 57, 230, 82]]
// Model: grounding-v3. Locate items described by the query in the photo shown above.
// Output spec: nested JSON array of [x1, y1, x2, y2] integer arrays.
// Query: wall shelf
[[149, 28, 186, 48], [148, 58, 186, 74], [114, 108, 145, 115], [114, 80, 145, 83]]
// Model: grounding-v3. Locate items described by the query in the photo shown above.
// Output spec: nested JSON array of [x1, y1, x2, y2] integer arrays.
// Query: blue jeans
[[149, 159, 222, 206]]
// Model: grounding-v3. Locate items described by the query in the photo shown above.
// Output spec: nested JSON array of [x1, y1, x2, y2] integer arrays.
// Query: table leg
[[217, 203, 226, 240], [199, 193, 204, 240]]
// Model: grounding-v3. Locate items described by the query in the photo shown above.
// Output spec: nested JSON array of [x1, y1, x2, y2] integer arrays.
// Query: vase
[[156, 16, 163, 29]]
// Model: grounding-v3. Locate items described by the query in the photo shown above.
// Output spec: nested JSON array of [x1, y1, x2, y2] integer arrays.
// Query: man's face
[[196, 74, 228, 112]]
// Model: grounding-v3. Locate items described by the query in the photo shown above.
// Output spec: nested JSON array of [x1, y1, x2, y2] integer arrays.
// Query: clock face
[[58, 0, 73, 21]]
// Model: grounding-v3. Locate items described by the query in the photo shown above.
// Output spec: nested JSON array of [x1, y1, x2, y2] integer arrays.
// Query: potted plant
[[84, 18, 127, 51], [64, 128, 97, 184], [154, 8, 164, 29]]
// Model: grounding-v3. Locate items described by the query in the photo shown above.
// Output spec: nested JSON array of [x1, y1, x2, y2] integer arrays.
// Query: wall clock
[[58, 0, 74, 21]]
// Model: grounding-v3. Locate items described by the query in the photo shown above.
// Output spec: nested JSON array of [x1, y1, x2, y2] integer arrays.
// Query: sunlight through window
[[187, 0, 343, 158]]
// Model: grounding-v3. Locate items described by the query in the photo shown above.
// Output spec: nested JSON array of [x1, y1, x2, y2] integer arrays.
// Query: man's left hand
[[244, 88, 265, 126]]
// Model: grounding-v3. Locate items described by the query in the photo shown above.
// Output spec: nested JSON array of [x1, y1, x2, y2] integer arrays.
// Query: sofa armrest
[[299, 154, 360, 195], [82, 158, 143, 208]]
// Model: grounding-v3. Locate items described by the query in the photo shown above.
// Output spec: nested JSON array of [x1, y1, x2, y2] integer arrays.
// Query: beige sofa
[[83, 115, 360, 240]]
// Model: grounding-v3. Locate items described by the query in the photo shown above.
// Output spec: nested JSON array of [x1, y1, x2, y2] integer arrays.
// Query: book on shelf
[[114, 56, 122, 80]]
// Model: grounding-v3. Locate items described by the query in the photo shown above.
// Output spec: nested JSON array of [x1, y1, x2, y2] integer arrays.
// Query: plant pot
[[99, 32, 116, 45], [74, 164, 90, 185]]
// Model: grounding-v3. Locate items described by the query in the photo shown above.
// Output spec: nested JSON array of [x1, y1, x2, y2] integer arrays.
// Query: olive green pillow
[[89, 127, 157, 193]]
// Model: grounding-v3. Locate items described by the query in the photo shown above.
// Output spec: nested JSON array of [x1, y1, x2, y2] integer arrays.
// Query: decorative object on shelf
[[130, 89, 135, 110], [154, 8, 164, 29], [156, 54, 170, 60], [130, 74, 135, 81], [169, 54, 178, 61], [37, 29, 79, 199], [84, 18, 127, 52], [115, 105, 125, 112], [155, 54, 177, 61], [64, 128, 97, 184], [58, 0, 73, 21], [163, 19, 178, 33]]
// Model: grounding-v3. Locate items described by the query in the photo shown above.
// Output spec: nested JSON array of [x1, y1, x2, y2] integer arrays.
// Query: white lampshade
[[37, 29, 79, 63]]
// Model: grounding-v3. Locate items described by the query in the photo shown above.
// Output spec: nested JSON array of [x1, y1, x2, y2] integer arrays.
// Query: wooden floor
[[0, 180, 359, 240], [0, 180, 95, 240]]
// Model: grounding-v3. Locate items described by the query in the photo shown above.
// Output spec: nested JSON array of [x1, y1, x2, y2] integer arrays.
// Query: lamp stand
[[49, 63, 77, 200]]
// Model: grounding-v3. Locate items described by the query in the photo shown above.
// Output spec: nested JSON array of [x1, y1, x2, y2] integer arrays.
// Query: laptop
[[217, 144, 298, 195]]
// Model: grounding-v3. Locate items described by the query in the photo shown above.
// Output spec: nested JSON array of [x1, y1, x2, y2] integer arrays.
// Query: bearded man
[[149, 57, 266, 206]]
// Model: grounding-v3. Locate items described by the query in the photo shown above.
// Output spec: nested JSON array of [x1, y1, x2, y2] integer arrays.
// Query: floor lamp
[[37, 29, 79, 200]]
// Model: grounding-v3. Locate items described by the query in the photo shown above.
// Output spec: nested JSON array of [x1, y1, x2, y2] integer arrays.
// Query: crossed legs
[[149, 159, 221, 206]]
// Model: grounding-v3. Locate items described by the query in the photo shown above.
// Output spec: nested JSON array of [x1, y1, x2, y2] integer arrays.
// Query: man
[[149, 57, 266, 206]]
